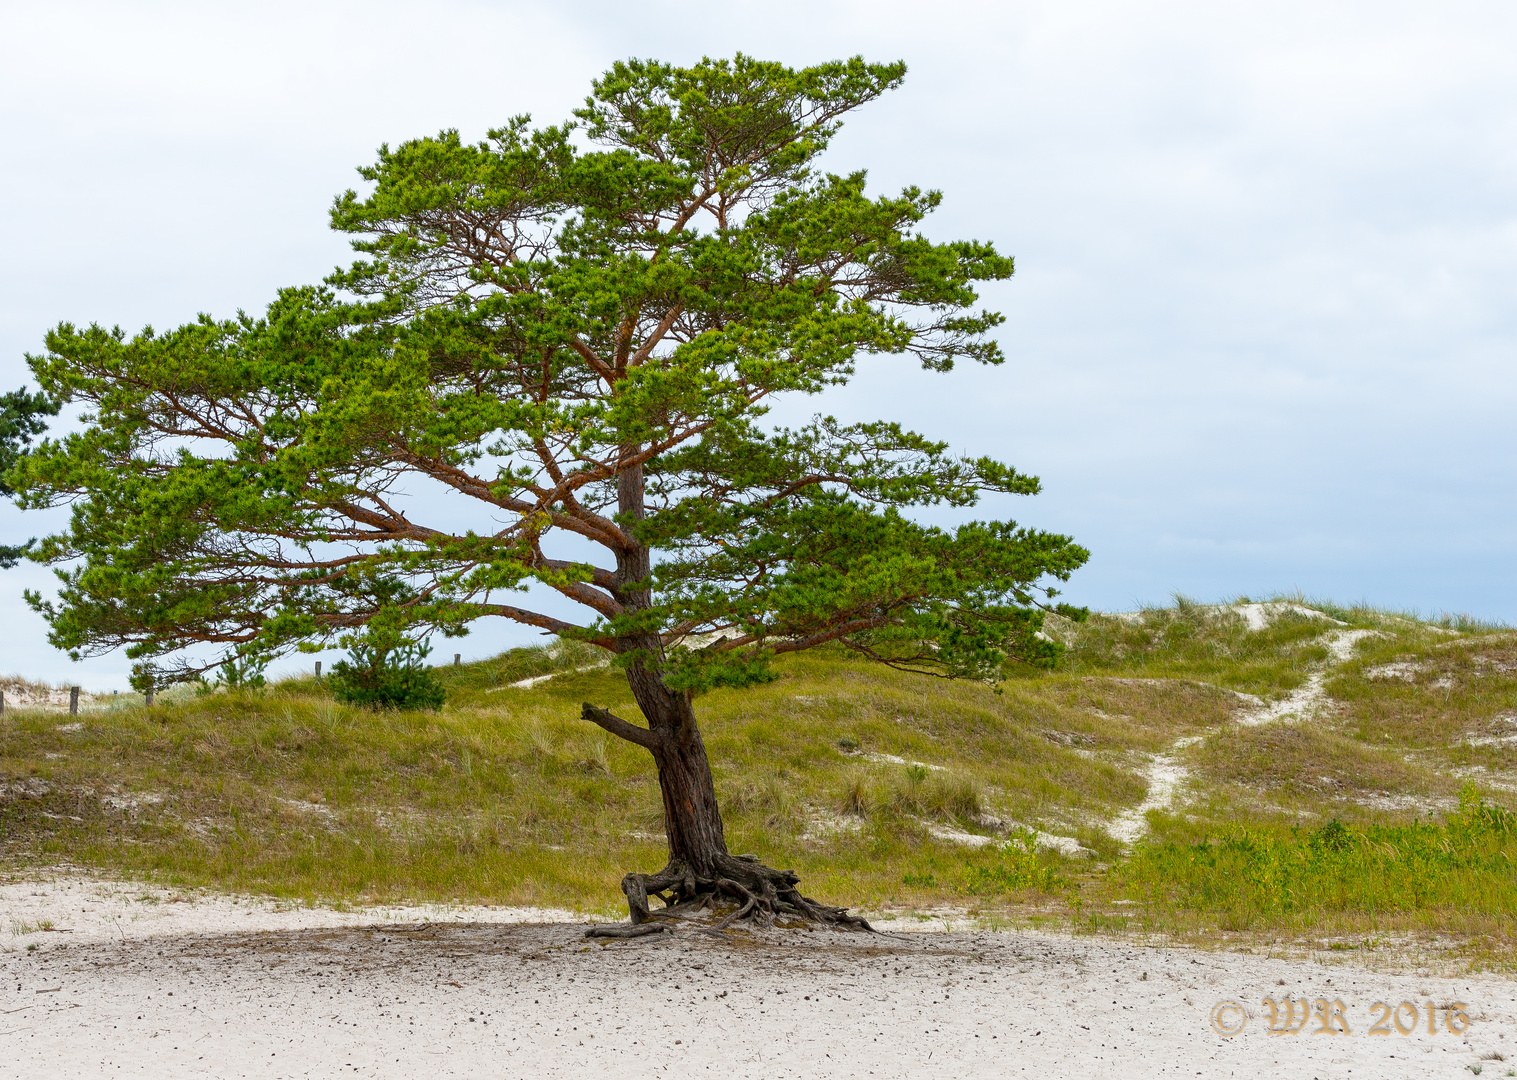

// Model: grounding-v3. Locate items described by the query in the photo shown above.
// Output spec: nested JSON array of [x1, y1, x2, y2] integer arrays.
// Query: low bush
[[328, 638, 446, 711], [962, 831, 1067, 895]]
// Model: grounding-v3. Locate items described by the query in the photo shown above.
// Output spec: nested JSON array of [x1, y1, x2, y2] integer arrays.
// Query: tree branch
[[626, 305, 685, 367], [474, 604, 596, 639], [568, 337, 616, 382], [581, 702, 661, 750]]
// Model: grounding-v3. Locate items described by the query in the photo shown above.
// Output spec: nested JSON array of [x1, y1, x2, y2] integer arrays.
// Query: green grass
[[0, 643, 1101, 915], [3, 595, 1515, 965], [1110, 787, 1516, 939]]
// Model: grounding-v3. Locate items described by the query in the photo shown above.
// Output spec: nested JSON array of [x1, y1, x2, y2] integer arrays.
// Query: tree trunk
[[630, 676, 728, 877], [578, 458, 870, 933], [609, 457, 729, 875], [584, 661, 869, 933]]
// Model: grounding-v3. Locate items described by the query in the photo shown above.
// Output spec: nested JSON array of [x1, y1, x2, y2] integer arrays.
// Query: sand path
[[1108, 624, 1380, 846], [2, 876, 1512, 1078]]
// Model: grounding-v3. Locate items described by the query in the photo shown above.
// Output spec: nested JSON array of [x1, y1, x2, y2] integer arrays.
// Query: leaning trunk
[[610, 457, 730, 878], [624, 663, 728, 877], [584, 658, 868, 933]]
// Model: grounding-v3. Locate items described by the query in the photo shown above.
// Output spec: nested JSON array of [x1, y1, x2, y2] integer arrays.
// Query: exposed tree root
[[599, 853, 873, 934], [584, 922, 670, 939]]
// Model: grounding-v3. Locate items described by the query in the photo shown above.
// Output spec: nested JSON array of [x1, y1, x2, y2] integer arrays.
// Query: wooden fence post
[[69, 686, 79, 715], [315, 661, 322, 679]]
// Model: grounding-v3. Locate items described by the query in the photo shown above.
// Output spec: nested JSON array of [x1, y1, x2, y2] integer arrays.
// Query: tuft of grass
[[923, 774, 984, 822], [885, 764, 976, 825], [838, 768, 872, 817], [888, 766, 984, 822]]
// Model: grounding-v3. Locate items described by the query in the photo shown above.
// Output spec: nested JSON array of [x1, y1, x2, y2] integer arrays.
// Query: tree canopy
[[0, 386, 58, 568], [15, 54, 1087, 692]]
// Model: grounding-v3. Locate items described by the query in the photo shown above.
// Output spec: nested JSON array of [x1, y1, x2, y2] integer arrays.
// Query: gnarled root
[[595, 853, 873, 935]]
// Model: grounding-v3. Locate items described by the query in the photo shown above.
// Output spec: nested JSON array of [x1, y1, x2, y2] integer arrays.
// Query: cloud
[[3, 0, 1515, 684]]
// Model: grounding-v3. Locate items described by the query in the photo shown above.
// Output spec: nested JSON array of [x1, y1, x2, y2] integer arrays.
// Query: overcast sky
[[2, 0, 1515, 688]]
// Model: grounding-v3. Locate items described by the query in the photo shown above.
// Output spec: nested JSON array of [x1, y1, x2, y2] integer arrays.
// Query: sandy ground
[[1, 877, 1513, 1079]]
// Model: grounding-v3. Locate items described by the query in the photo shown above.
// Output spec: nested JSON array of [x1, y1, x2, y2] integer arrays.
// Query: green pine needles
[[0, 386, 58, 568], [11, 53, 1087, 691]]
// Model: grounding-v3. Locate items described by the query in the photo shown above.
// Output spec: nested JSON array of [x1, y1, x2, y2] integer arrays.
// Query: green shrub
[[329, 638, 446, 711], [215, 652, 268, 689], [962, 832, 1066, 895]]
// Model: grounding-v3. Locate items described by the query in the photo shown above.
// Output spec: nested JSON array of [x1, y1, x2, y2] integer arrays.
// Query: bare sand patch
[[2, 875, 1512, 1078]]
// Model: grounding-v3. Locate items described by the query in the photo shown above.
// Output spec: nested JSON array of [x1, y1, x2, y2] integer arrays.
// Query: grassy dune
[[2, 599, 1514, 963]]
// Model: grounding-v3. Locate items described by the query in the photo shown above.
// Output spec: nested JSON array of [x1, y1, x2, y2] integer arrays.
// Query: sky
[[2, 0, 1515, 688]]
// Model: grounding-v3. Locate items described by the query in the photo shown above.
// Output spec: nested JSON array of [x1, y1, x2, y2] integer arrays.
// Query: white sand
[[2, 875, 1512, 1079], [1107, 750, 1192, 846]]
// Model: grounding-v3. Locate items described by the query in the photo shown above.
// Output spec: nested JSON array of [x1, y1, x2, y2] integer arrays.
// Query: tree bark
[[608, 455, 729, 874], [630, 675, 728, 877], [582, 670, 869, 931]]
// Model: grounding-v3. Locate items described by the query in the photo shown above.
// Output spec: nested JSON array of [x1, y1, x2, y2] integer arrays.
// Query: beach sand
[[2, 875, 1511, 1078]]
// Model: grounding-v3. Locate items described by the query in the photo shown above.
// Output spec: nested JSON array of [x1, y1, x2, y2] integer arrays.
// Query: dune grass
[[0, 643, 1113, 915], [2, 596, 1515, 964]]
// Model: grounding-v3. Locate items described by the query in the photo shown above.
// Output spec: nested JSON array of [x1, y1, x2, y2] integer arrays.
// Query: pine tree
[[15, 56, 1088, 927]]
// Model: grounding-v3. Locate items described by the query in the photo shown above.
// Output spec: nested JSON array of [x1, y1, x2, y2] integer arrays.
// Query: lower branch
[[580, 702, 660, 751]]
